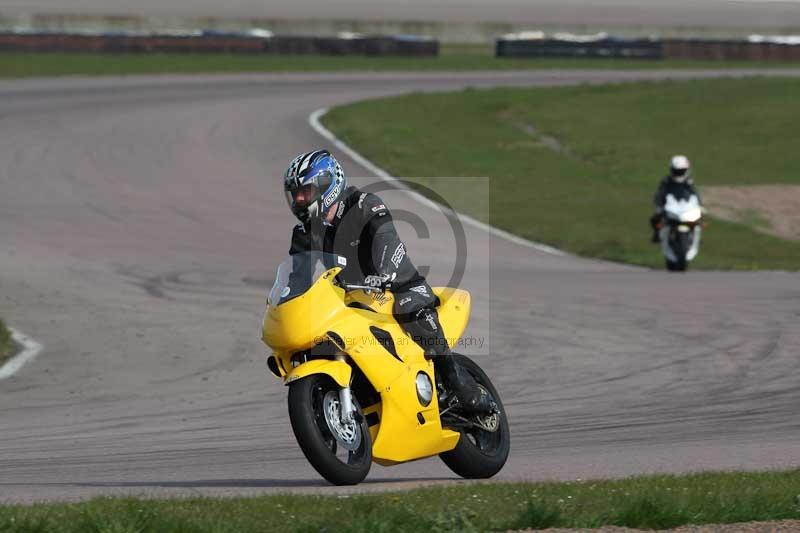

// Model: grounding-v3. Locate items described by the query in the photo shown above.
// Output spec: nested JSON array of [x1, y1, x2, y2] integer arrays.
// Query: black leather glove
[[363, 272, 396, 292]]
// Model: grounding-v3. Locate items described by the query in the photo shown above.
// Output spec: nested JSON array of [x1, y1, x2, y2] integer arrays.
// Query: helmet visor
[[286, 183, 319, 208], [285, 182, 321, 220], [671, 167, 688, 177]]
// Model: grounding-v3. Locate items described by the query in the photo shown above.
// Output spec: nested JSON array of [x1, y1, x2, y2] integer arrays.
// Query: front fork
[[336, 354, 355, 423]]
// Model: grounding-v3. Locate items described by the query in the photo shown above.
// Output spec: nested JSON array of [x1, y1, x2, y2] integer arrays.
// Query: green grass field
[[1, 46, 799, 78], [3, 470, 800, 532], [0, 318, 12, 363], [323, 77, 800, 270]]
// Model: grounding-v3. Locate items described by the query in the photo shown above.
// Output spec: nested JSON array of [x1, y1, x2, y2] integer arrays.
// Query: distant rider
[[650, 155, 703, 243], [282, 149, 493, 414]]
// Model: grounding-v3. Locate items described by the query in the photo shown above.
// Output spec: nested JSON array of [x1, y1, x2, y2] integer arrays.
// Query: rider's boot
[[651, 229, 660, 244], [398, 303, 495, 415], [436, 353, 495, 415], [649, 214, 662, 244]]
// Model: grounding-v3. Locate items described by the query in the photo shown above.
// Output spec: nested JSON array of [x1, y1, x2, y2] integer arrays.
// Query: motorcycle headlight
[[683, 207, 702, 223], [416, 372, 433, 406]]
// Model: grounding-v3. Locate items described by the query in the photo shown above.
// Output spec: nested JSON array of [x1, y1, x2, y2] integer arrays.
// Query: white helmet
[[669, 155, 691, 183]]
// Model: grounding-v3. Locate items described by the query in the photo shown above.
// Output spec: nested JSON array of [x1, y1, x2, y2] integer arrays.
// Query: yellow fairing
[[433, 287, 471, 349], [343, 286, 471, 350], [262, 267, 345, 352], [262, 270, 472, 465], [285, 359, 352, 388], [368, 362, 461, 465], [337, 287, 469, 464]]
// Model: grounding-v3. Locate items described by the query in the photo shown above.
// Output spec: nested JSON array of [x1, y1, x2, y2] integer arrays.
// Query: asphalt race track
[[2, 70, 800, 503]]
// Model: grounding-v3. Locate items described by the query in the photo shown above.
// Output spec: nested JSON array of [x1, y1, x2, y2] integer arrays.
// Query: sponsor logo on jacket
[[390, 243, 405, 268], [409, 285, 428, 296]]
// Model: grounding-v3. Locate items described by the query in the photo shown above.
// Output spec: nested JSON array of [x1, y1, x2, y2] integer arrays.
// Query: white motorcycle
[[658, 193, 704, 272]]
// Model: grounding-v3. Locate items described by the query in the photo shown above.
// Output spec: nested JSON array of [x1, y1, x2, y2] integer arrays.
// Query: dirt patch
[[703, 185, 800, 241], [513, 121, 572, 156]]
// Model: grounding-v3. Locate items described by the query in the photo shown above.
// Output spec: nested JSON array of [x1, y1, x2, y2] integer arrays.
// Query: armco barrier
[[496, 38, 663, 59], [0, 32, 438, 56]]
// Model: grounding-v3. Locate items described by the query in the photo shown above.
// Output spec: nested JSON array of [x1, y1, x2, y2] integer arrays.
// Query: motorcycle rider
[[650, 155, 703, 243], [282, 149, 493, 414]]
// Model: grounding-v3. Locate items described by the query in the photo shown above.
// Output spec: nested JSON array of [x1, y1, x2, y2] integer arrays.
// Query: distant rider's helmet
[[283, 150, 347, 224], [669, 155, 691, 183]]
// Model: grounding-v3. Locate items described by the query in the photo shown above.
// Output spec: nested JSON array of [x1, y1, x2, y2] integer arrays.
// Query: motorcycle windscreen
[[268, 251, 347, 306], [664, 193, 702, 223]]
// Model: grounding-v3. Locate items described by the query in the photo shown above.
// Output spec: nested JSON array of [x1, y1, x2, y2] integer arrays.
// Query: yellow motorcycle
[[262, 251, 509, 485]]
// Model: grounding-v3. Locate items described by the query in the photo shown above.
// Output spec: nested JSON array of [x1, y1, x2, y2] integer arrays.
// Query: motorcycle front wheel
[[666, 258, 688, 272], [439, 353, 510, 479], [288, 374, 372, 485], [666, 231, 690, 272]]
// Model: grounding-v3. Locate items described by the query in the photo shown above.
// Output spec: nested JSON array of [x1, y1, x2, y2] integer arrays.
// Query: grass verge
[[3, 470, 800, 531], [323, 77, 800, 270], [1, 46, 800, 78], [0, 318, 12, 364]]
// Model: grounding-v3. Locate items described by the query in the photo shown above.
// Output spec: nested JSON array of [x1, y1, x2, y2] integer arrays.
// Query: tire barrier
[[0, 31, 439, 56], [496, 35, 800, 61], [663, 39, 800, 61], [496, 37, 662, 59], [263, 35, 438, 56]]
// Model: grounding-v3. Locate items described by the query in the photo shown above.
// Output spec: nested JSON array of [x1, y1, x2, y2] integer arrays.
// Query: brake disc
[[322, 390, 362, 451]]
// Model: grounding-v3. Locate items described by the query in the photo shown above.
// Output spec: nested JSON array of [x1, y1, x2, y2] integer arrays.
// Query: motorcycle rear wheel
[[439, 354, 510, 479], [288, 374, 372, 485]]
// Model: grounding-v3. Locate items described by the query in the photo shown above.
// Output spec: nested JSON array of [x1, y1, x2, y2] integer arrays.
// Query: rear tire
[[288, 374, 372, 485], [439, 354, 510, 479]]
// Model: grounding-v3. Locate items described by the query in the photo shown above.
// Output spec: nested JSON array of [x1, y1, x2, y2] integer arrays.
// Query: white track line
[[0, 328, 43, 380], [308, 107, 565, 257]]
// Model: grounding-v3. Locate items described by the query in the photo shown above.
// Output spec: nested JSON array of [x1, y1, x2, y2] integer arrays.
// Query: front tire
[[439, 354, 510, 479], [666, 258, 687, 272], [666, 232, 690, 272], [288, 374, 372, 485]]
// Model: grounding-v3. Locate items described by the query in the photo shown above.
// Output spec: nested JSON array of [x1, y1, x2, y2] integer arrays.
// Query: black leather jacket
[[289, 186, 425, 290]]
